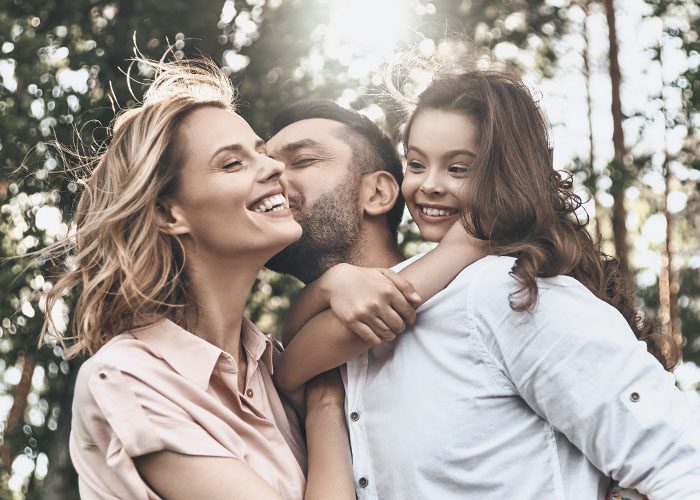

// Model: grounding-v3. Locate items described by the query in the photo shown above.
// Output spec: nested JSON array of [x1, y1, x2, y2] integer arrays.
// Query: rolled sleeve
[[86, 363, 234, 459], [473, 267, 700, 499]]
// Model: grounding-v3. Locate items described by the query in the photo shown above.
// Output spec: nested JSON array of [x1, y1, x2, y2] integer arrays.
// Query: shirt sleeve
[[472, 260, 700, 499], [78, 361, 235, 460]]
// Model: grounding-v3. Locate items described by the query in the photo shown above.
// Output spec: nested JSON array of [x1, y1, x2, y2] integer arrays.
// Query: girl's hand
[[319, 264, 423, 345]]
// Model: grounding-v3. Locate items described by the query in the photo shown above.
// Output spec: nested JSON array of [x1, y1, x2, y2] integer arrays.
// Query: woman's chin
[[269, 223, 303, 253]]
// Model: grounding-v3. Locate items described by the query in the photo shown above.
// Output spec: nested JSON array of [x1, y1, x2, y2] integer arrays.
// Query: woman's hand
[[318, 263, 423, 345], [304, 369, 355, 500], [305, 368, 345, 412]]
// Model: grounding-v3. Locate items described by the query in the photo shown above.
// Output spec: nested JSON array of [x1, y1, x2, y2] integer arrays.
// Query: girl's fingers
[[350, 321, 383, 346]]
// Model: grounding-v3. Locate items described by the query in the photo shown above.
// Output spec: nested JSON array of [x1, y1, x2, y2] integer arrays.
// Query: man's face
[[266, 118, 364, 283]]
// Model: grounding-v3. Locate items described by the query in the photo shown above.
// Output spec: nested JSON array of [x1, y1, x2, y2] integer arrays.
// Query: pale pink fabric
[[70, 318, 307, 500]]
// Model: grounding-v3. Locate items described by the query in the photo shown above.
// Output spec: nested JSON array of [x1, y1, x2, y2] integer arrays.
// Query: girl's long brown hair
[[405, 69, 680, 370]]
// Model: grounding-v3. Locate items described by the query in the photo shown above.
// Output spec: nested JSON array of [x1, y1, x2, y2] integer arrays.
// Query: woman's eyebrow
[[210, 139, 266, 162], [210, 144, 244, 162]]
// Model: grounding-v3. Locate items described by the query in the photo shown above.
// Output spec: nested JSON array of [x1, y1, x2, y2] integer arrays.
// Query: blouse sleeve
[[472, 261, 700, 499], [74, 361, 235, 460]]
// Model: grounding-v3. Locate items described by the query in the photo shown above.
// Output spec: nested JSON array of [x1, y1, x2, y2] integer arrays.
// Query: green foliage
[[0, 0, 698, 497]]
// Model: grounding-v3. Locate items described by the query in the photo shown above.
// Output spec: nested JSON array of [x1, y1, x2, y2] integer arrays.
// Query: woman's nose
[[259, 155, 285, 182]]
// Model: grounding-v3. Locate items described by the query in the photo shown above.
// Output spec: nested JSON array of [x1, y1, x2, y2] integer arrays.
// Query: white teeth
[[420, 206, 456, 217], [253, 194, 287, 213]]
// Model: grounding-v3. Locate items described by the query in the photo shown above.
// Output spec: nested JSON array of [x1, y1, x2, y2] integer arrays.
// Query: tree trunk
[[582, 0, 603, 245], [34, 359, 81, 500], [0, 356, 34, 470], [603, 0, 629, 272], [657, 28, 682, 350]]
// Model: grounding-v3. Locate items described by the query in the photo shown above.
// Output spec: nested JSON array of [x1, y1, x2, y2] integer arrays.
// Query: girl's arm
[[281, 264, 422, 347], [303, 369, 355, 500], [276, 222, 484, 392]]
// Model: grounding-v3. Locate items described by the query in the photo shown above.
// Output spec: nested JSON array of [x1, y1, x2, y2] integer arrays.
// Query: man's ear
[[156, 198, 190, 236], [360, 171, 400, 217]]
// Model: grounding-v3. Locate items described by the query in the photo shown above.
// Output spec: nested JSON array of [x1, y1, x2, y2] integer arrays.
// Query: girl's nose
[[419, 171, 445, 196]]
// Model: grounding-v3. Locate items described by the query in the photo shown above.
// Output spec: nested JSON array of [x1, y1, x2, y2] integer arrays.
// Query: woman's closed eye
[[222, 159, 244, 171]]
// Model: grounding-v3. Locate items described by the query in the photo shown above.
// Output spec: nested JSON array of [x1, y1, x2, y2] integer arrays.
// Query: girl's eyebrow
[[407, 144, 475, 158], [443, 148, 476, 159]]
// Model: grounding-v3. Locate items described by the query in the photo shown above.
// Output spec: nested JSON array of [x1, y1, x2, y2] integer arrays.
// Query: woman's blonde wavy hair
[[43, 56, 237, 357]]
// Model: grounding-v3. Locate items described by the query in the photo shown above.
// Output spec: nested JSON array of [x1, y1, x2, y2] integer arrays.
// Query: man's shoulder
[[448, 255, 518, 293], [390, 251, 427, 272]]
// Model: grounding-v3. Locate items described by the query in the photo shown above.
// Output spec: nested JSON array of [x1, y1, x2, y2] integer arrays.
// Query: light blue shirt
[[343, 255, 700, 499]]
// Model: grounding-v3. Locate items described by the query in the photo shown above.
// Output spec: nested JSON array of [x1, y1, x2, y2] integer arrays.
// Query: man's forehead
[[267, 118, 346, 152]]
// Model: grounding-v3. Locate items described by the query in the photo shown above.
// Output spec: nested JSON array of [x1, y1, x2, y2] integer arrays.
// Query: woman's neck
[[184, 249, 263, 365]]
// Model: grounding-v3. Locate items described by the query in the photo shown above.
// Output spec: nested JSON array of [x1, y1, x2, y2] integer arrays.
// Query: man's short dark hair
[[269, 99, 404, 239]]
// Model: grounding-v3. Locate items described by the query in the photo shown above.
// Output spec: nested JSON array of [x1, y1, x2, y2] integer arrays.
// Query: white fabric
[[343, 255, 700, 499]]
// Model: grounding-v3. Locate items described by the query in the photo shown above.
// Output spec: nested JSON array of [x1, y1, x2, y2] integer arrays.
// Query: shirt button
[[350, 411, 360, 421], [246, 389, 254, 398], [358, 477, 368, 488], [630, 392, 640, 402]]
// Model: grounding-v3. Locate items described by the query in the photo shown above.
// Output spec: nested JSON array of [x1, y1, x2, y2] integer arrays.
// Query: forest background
[[0, 0, 698, 498]]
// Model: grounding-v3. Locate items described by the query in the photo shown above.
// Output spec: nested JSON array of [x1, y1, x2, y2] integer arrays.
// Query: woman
[[276, 67, 700, 498], [44, 57, 355, 499]]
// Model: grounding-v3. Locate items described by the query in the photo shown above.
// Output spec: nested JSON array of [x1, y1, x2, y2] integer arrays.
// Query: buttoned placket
[[346, 352, 379, 500], [216, 351, 260, 409]]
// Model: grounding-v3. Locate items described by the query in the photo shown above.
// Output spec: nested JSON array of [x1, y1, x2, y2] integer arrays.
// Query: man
[[266, 99, 405, 284]]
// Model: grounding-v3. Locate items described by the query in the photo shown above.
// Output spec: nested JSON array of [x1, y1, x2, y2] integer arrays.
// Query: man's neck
[[347, 224, 404, 269]]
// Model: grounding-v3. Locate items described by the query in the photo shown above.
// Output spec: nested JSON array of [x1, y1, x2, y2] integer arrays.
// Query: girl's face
[[402, 108, 478, 242], [167, 106, 302, 260]]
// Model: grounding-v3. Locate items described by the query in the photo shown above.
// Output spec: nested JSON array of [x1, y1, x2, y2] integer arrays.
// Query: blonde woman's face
[[402, 109, 477, 242], [167, 106, 301, 259]]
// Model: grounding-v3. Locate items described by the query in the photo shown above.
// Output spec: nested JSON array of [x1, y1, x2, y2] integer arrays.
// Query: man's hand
[[319, 264, 423, 345]]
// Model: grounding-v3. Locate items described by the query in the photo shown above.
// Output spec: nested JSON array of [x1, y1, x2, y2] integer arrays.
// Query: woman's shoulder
[[74, 323, 174, 391]]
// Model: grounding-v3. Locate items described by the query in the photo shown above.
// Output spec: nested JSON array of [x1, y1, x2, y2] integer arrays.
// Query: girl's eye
[[448, 164, 470, 175], [406, 160, 425, 171]]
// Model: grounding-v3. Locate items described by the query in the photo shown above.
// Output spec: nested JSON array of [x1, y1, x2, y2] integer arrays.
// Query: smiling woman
[[41, 56, 355, 500]]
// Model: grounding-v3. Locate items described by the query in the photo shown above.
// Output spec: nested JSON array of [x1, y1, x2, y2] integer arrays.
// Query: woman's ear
[[361, 171, 400, 217], [156, 199, 190, 235]]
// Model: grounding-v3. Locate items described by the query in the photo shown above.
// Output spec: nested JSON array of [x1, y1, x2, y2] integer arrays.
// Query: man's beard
[[266, 174, 362, 284]]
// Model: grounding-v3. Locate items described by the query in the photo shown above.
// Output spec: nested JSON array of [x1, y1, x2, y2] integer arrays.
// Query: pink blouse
[[69, 318, 307, 499]]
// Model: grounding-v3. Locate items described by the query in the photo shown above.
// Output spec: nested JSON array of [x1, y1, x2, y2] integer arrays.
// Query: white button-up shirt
[[343, 255, 700, 499]]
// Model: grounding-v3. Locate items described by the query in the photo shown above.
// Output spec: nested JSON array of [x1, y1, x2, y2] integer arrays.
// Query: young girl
[[276, 68, 700, 498], [44, 57, 356, 500]]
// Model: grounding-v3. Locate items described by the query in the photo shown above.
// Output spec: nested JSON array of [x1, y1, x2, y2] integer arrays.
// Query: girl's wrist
[[317, 263, 348, 303]]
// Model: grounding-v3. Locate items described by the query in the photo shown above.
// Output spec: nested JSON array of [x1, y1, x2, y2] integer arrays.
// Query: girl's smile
[[402, 108, 478, 242]]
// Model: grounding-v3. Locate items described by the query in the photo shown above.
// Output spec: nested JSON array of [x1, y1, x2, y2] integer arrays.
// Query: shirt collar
[[130, 318, 274, 389], [241, 317, 275, 374]]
